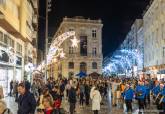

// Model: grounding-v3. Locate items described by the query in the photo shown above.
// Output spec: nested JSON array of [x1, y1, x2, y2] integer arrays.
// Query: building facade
[[49, 17, 103, 79], [143, 0, 165, 74], [118, 19, 144, 74], [0, 0, 38, 95]]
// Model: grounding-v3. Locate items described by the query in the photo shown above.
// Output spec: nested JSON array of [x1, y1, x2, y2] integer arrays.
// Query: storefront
[[0, 48, 23, 96]]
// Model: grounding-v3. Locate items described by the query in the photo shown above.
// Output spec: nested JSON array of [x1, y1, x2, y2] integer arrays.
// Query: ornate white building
[[143, 0, 165, 73], [48, 16, 103, 79]]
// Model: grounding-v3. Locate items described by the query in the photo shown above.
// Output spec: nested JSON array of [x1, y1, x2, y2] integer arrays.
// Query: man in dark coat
[[68, 85, 77, 114], [17, 83, 36, 114]]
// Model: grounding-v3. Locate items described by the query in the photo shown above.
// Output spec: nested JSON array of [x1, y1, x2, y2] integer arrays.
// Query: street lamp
[[45, 0, 52, 80]]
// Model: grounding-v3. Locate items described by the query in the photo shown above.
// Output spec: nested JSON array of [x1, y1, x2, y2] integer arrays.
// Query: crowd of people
[[0, 75, 165, 114]]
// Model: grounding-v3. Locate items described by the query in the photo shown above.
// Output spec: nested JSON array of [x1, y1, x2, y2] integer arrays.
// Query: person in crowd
[[0, 100, 13, 114], [17, 83, 36, 114], [90, 86, 102, 114], [155, 83, 165, 114], [42, 95, 57, 114], [111, 80, 118, 106], [0, 85, 4, 99], [9, 80, 13, 96], [50, 86, 61, 114], [122, 84, 134, 113], [144, 80, 151, 108], [116, 85, 122, 108], [135, 81, 146, 113], [84, 81, 90, 106], [38, 88, 52, 109], [31, 81, 39, 98], [79, 82, 85, 107], [36, 109, 44, 114], [152, 81, 160, 101], [159, 83, 165, 114], [68, 84, 77, 114], [14, 81, 19, 102]]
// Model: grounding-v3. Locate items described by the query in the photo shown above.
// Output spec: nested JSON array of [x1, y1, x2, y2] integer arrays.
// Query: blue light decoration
[[103, 49, 143, 76]]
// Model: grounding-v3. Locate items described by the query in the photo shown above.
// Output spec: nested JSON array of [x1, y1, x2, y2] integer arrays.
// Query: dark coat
[[17, 91, 36, 114], [68, 87, 76, 103]]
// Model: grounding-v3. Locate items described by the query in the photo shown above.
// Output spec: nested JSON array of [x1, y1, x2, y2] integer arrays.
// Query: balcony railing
[[32, 31, 37, 39], [66, 53, 103, 58], [32, 14, 38, 24]]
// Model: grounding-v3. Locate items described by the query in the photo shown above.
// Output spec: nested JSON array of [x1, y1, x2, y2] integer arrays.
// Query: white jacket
[[90, 89, 102, 110]]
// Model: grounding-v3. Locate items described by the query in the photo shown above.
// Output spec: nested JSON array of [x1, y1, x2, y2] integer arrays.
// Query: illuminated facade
[[49, 17, 103, 79], [0, 0, 38, 95], [143, 0, 165, 72], [120, 19, 144, 72]]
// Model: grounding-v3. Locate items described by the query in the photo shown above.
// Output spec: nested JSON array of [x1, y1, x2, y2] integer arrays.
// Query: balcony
[[31, 0, 38, 13], [0, 6, 23, 39], [32, 14, 38, 29], [32, 31, 37, 39], [66, 53, 103, 58]]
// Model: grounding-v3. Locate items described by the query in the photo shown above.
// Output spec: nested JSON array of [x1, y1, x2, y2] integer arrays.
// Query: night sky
[[38, 0, 151, 57]]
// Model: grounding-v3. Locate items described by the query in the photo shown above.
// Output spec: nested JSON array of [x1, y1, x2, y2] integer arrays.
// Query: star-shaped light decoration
[[59, 51, 65, 58], [70, 36, 79, 48]]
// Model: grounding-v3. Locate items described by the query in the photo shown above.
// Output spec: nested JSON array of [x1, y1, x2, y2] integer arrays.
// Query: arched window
[[68, 62, 74, 69], [92, 62, 97, 69], [80, 62, 87, 73]]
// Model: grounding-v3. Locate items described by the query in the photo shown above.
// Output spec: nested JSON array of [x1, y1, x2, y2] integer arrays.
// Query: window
[[80, 62, 87, 73], [16, 43, 22, 54], [69, 47, 74, 54], [4, 34, 8, 44], [80, 36, 87, 56], [69, 28, 74, 31], [92, 62, 97, 69], [10, 39, 14, 48], [92, 29, 96, 38], [68, 62, 74, 69], [92, 47, 97, 56], [7, 36, 14, 48]]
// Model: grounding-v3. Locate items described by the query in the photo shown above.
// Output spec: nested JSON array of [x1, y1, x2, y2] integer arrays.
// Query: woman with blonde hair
[[38, 88, 52, 109], [0, 100, 12, 114]]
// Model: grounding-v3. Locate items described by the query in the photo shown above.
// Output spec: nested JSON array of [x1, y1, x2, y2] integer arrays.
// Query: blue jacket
[[152, 85, 160, 96], [160, 87, 165, 103], [17, 91, 36, 114], [122, 88, 134, 100], [135, 85, 146, 99], [145, 85, 150, 95]]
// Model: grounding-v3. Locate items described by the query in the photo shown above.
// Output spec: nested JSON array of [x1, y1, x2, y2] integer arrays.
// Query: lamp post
[[45, 0, 51, 81]]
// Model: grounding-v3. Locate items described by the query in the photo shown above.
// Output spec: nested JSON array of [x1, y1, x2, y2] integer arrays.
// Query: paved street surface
[[3, 90, 159, 114]]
